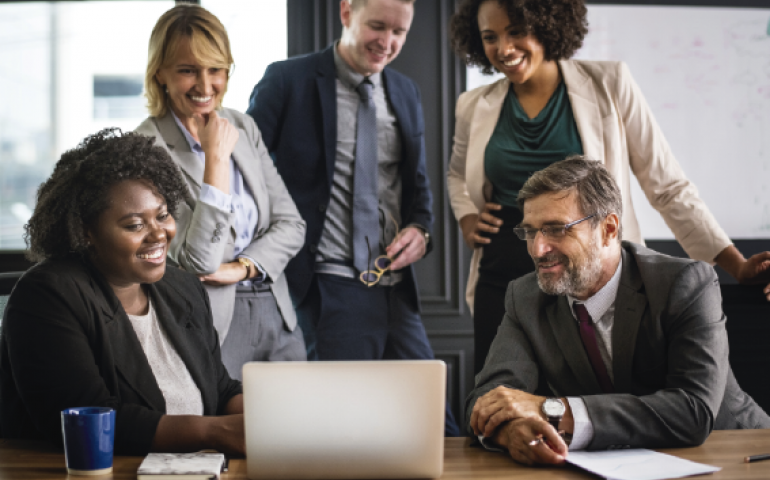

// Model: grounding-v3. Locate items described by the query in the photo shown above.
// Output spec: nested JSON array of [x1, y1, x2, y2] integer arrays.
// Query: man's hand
[[494, 417, 568, 466], [198, 261, 247, 286], [385, 227, 427, 271], [470, 386, 545, 437]]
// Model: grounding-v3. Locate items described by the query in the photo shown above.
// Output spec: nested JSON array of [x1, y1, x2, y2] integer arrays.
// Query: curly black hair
[[450, 0, 588, 75], [25, 128, 186, 262]]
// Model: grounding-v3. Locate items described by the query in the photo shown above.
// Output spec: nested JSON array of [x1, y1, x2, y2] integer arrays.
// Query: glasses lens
[[543, 226, 567, 238], [512, 228, 528, 240], [361, 272, 379, 284], [374, 256, 392, 270]]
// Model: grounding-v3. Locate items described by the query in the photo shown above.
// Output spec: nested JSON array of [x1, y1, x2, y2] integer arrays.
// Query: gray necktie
[[352, 80, 379, 274]]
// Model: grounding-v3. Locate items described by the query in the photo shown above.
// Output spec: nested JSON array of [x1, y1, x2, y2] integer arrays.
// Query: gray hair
[[517, 155, 623, 240]]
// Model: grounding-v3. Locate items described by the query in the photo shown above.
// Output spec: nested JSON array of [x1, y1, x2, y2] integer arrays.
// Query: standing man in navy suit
[[247, 0, 458, 435]]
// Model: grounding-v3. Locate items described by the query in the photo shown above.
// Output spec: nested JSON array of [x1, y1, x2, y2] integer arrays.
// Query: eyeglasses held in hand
[[512, 214, 596, 241], [359, 251, 393, 287], [359, 214, 401, 287]]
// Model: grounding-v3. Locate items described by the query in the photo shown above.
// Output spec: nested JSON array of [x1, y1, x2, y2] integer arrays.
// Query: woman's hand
[[459, 203, 503, 249], [193, 111, 239, 194], [198, 261, 247, 286], [151, 413, 245, 457], [206, 414, 246, 457]]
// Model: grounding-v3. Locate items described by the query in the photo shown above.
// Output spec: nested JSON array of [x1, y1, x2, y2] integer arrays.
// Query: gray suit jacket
[[466, 242, 770, 449], [135, 108, 306, 341]]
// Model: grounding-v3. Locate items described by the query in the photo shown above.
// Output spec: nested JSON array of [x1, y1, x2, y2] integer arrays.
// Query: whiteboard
[[467, 5, 770, 239]]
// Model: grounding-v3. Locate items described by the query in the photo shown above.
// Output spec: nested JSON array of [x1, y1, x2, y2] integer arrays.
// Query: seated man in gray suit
[[466, 156, 770, 466]]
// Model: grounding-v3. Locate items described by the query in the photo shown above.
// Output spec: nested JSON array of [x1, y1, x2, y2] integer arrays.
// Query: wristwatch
[[541, 397, 566, 430], [237, 257, 252, 281], [421, 229, 430, 246]]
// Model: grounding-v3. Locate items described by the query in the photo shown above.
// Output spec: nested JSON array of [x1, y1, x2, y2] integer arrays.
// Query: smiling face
[[85, 179, 176, 292], [338, 0, 414, 76], [155, 36, 228, 120], [477, 0, 550, 86], [521, 190, 617, 299]]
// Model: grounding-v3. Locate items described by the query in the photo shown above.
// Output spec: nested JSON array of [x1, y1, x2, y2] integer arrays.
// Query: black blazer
[[247, 45, 434, 308], [0, 256, 242, 455]]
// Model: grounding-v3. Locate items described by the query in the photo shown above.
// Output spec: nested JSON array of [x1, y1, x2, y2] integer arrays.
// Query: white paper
[[567, 449, 720, 480]]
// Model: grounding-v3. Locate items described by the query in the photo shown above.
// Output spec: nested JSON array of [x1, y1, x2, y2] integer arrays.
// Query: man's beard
[[534, 242, 604, 297]]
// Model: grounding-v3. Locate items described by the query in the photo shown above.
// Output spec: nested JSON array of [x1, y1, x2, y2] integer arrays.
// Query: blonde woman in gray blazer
[[448, 0, 770, 373], [136, 5, 307, 378]]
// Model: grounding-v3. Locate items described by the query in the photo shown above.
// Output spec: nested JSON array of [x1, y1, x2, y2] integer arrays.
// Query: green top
[[484, 81, 584, 208]]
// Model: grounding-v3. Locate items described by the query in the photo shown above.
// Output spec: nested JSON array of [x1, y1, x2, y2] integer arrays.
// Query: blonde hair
[[145, 4, 234, 118]]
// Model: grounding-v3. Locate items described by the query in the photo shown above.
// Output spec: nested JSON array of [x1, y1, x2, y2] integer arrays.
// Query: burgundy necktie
[[573, 302, 614, 393]]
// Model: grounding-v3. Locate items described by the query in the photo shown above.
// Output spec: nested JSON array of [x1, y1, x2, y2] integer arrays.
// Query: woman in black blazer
[[0, 129, 244, 455]]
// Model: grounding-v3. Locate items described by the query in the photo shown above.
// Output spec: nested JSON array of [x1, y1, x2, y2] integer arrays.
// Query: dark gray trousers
[[221, 283, 306, 381]]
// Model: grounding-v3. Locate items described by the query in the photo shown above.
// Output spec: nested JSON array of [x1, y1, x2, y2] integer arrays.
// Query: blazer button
[[214, 229, 222, 236], [211, 236, 221, 243], [318, 204, 327, 212], [309, 244, 318, 253], [216, 222, 225, 229]]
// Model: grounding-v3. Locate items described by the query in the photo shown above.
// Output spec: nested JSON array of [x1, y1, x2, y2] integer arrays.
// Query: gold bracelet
[[237, 257, 252, 281]]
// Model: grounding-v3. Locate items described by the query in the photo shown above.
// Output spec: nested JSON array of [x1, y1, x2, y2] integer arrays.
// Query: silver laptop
[[242, 360, 446, 480]]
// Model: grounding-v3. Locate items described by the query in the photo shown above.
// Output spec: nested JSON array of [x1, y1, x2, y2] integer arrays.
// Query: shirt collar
[[170, 110, 203, 152], [333, 40, 382, 90], [568, 256, 623, 323]]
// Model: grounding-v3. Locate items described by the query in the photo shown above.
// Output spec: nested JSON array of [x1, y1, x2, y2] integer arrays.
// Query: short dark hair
[[517, 156, 623, 239], [25, 128, 186, 262], [450, 0, 588, 75]]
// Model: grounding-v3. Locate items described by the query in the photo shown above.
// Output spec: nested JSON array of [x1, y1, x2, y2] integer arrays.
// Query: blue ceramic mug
[[61, 407, 115, 475]]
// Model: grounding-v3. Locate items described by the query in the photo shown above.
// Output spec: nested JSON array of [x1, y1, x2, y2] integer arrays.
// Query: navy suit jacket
[[247, 45, 433, 307]]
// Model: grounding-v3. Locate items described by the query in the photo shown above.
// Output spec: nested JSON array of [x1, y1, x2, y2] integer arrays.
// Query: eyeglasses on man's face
[[512, 214, 596, 241]]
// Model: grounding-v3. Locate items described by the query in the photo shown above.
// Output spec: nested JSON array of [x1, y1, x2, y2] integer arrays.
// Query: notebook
[[242, 360, 446, 479], [137, 452, 225, 480]]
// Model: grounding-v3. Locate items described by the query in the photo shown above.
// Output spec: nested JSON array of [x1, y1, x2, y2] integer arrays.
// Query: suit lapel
[[560, 60, 604, 162], [547, 296, 603, 393], [467, 80, 508, 208], [155, 113, 204, 192], [100, 291, 167, 412], [147, 281, 214, 414], [316, 47, 338, 188], [382, 69, 411, 159], [611, 248, 647, 393]]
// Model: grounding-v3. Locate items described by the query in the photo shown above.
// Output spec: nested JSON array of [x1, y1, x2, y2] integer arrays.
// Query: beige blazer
[[447, 60, 731, 312], [136, 108, 306, 341]]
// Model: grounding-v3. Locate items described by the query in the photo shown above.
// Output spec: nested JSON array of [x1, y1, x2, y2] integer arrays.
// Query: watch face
[[543, 398, 566, 416]]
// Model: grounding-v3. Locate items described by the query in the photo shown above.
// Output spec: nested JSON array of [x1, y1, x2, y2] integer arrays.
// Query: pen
[[744, 453, 770, 463], [529, 437, 544, 446]]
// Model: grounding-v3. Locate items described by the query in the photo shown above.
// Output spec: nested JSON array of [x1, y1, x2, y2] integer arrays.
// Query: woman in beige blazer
[[448, 0, 770, 373], [136, 5, 307, 379]]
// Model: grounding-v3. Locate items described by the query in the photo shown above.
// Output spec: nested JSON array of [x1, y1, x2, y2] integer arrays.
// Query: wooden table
[[1, 430, 769, 479]]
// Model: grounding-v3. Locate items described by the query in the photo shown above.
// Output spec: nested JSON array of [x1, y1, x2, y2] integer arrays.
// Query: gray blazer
[[467, 242, 770, 449], [135, 108, 306, 341]]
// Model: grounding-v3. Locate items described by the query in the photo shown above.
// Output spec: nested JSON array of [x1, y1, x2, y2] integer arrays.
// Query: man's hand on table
[[494, 417, 568, 466], [470, 386, 546, 437]]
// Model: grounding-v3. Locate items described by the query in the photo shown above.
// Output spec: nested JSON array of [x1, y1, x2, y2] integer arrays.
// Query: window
[[0, 1, 288, 252]]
